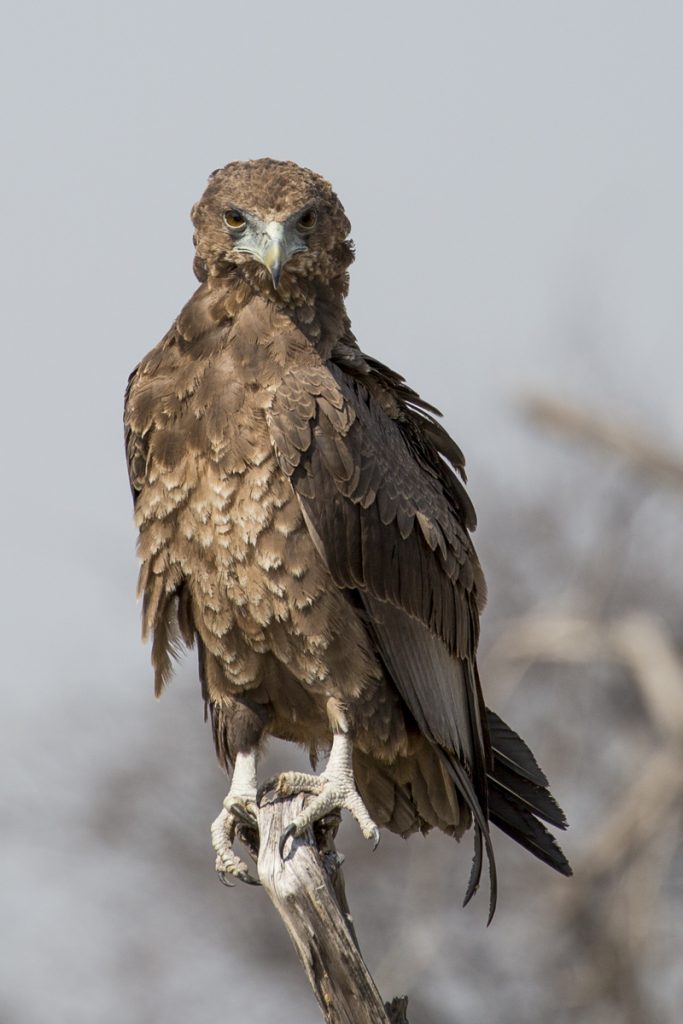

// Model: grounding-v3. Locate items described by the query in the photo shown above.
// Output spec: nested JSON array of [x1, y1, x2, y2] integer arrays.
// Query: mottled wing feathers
[[124, 364, 148, 502], [269, 366, 485, 655], [359, 354, 478, 532], [268, 360, 497, 912], [124, 320, 186, 502]]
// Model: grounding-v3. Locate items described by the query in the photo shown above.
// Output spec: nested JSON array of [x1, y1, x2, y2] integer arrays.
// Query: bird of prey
[[124, 158, 570, 918]]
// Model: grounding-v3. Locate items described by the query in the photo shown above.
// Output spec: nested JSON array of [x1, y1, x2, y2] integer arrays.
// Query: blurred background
[[2, 2, 682, 1022]]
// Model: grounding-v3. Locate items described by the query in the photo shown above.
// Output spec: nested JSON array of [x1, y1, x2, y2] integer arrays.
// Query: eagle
[[124, 158, 570, 919]]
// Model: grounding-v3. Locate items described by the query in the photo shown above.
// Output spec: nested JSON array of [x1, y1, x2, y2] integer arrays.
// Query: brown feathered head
[[190, 159, 354, 294]]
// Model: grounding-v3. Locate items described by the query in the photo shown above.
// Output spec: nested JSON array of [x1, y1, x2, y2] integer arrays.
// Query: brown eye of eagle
[[298, 209, 317, 233], [223, 209, 246, 232]]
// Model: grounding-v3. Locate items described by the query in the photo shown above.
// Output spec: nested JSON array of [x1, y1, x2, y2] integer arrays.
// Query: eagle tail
[[436, 748, 498, 924], [485, 710, 572, 877]]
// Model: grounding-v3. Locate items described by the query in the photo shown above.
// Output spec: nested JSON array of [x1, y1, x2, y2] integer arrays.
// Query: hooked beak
[[233, 218, 306, 290], [261, 223, 286, 289]]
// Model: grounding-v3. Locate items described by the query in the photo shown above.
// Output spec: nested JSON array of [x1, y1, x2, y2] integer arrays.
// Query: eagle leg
[[211, 749, 261, 886], [275, 731, 380, 857]]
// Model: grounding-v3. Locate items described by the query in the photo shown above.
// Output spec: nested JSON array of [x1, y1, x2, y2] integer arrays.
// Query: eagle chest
[[136, 349, 333, 684], [176, 386, 310, 624]]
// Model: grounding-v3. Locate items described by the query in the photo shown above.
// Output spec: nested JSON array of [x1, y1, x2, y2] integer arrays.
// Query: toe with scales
[[275, 732, 380, 857], [211, 749, 261, 886]]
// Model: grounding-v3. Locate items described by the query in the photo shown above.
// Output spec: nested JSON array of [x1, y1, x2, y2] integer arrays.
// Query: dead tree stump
[[252, 786, 409, 1024]]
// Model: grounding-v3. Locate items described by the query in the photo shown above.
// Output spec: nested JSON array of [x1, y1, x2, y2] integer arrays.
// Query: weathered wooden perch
[[244, 786, 409, 1024]]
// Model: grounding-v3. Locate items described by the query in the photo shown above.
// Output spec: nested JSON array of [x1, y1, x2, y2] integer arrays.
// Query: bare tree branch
[[255, 788, 408, 1024]]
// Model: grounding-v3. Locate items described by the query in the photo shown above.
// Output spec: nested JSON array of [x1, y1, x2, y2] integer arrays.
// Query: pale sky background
[[1, 3, 682, 1022]]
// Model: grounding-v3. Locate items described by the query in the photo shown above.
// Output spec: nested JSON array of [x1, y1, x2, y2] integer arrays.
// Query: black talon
[[217, 867, 260, 887], [279, 822, 297, 859], [229, 803, 258, 830], [241, 872, 262, 886], [372, 829, 381, 851]]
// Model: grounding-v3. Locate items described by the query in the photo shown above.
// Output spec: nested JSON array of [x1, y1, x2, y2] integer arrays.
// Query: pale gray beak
[[261, 222, 286, 289], [234, 218, 307, 290]]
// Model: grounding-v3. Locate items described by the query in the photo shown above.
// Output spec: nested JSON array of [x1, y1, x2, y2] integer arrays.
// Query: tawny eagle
[[124, 159, 570, 918]]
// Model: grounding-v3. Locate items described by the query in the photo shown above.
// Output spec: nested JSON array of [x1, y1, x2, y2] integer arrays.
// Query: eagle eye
[[297, 209, 317, 233], [223, 209, 246, 232]]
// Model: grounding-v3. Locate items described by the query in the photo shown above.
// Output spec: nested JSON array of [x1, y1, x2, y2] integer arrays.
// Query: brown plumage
[[124, 158, 570, 917]]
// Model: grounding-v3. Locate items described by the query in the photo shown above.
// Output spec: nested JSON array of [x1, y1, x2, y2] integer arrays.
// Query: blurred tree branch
[[522, 394, 683, 492], [489, 394, 683, 1024]]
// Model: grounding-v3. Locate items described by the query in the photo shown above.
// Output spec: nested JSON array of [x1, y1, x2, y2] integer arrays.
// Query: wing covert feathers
[[268, 356, 570, 912], [268, 365, 486, 656], [269, 360, 500, 911]]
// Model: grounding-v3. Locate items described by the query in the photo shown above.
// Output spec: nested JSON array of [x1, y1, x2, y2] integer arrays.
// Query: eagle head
[[190, 159, 353, 294]]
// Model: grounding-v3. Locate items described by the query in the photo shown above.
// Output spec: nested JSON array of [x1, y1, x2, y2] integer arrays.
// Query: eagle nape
[[125, 157, 571, 921]]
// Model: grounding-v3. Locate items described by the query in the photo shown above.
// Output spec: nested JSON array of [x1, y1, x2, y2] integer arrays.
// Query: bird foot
[[211, 792, 261, 886], [211, 750, 261, 887], [274, 768, 380, 856]]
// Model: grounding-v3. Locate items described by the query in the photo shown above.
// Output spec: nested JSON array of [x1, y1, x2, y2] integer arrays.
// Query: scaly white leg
[[275, 731, 380, 856], [211, 749, 260, 886]]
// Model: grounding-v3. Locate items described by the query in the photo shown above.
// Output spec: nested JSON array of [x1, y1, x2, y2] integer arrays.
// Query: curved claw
[[211, 803, 261, 887], [279, 822, 297, 859], [272, 754, 381, 854], [238, 870, 261, 886], [214, 844, 261, 886], [217, 867, 261, 887], [215, 855, 261, 888], [228, 802, 258, 831]]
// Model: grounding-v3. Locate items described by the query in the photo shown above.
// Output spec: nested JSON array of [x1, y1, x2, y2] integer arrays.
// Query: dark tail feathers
[[486, 709, 572, 877]]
